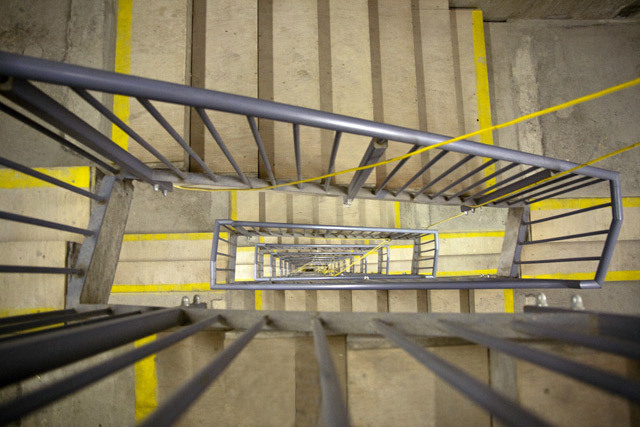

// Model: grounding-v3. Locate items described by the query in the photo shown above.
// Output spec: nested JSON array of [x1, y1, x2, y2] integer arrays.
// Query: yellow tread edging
[[0, 166, 90, 189], [532, 197, 640, 210], [112, 0, 132, 151], [472, 9, 496, 187]]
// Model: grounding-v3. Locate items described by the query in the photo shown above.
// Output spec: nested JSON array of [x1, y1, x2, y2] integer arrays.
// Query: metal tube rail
[[73, 88, 187, 180], [209, 278, 587, 290], [439, 320, 640, 402], [523, 203, 612, 225], [196, 108, 251, 186], [0, 51, 619, 182], [395, 150, 449, 195], [137, 97, 218, 182], [0, 308, 111, 336], [0, 101, 118, 174], [0, 210, 94, 236], [140, 316, 267, 427], [1, 78, 157, 183], [448, 162, 518, 200], [323, 131, 342, 191], [0, 315, 222, 426], [247, 115, 277, 185], [0, 265, 83, 274], [511, 320, 640, 360], [0, 307, 182, 387], [0, 156, 105, 201], [414, 154, 474, 198], [374, 145, 420, 195], [312, 319, 350, 427], [374, 319, 550, 427]]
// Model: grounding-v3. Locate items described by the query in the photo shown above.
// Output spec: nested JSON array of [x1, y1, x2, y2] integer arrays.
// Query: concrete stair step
[[0, 167, 91, 243], [0, 241, 68, 314], [127, 0, 190, 164], [199, 0, 258, 175]]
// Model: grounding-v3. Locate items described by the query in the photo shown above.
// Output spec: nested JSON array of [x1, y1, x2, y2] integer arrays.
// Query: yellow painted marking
[[439, 231, 504, 239], [0, 166, 90, 189], [523, 270, 640, 281], [230, 190, 238, 220], [437, 269, 498, 277], [472, 9, 496, 187], [504, 289, 514, 313], [123, 232, 213, 242], [111, 283, 221, 293], [112, 0, 132, 150], [0, 307, 57, 318], [256, 236, 264, 310], [532, 197, 640, 210], [394, 201, 401, 228], [134, 334, 157, 422]]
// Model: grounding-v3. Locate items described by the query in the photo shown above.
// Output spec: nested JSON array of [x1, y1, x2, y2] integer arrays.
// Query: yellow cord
[[331, 239, 390, 277], [174, 76, 640, 193], [427, 140, 640, 228]]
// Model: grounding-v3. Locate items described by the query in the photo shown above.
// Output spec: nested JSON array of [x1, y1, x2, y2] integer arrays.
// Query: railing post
[[66, 175, 134, 307], [497, 206, 528, 278]]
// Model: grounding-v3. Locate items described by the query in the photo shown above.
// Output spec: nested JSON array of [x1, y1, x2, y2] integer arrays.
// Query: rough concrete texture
[[450, 0, 638, 21], [0, 0, 116, 167], [124, 181, 229, 233], [486, 19, 640, 196]]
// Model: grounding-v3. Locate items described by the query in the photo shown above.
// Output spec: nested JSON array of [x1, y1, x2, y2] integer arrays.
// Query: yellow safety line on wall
[[112, 0, 132, 150], [134, 334, 157, 422], [0, 166, 91, 189], [174, 76, 640, 194], [112, 0, 157, 419], [472, 10, 496, 188]]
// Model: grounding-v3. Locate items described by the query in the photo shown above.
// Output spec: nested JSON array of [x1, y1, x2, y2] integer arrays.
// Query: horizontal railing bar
[[526, 179, 605, 205], [515, 257, 600, 264], [137, 97, 217, 182], [0, 51, 618, 181], [73, 88, 186, 180], [523, 306, 640, 342], [511, 320, 640, 360], [448, 162, 519, 200], [0, 308, 75, 326], [0, 307, 182, 387], [521, 229, 609, 245], [503, 174, 587, 205], [211, 278, 586, 290], [140, 316, 267, 427], [196, 108, 251, 186], [0, 210, 94, 236], [0, 314, 222, 425], [395, 150, 448, 195], [0, 156, 105, 201], [374, 320, 550, 427], [0, 308, 111, 336], [0, 310, 144, 345], [374, 145, 420, 195], [432, 159, 498, 199], [439, 320, 640, 402], [4, 79, 155, 182], [524, 203, 612, 225], [464, 166, 538, 202], [415, 154, 475, 198], [0, 265, 83, 274], [247, 116, 277, 186], [323, 131, 342, 191], [0, 100, 118, 174], [293, 123, 303, 189], [313, 319, 351, 427], [474, 169, 552, 206]]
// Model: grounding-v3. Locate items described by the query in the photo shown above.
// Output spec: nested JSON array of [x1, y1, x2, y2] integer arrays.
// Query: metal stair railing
[[211, 220, 437, 289], [0, 52, 623, 289], [0, 302, 639, 426]]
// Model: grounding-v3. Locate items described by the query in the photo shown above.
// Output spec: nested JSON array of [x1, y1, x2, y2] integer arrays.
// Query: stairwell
[[1, 0, 639, 425]]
